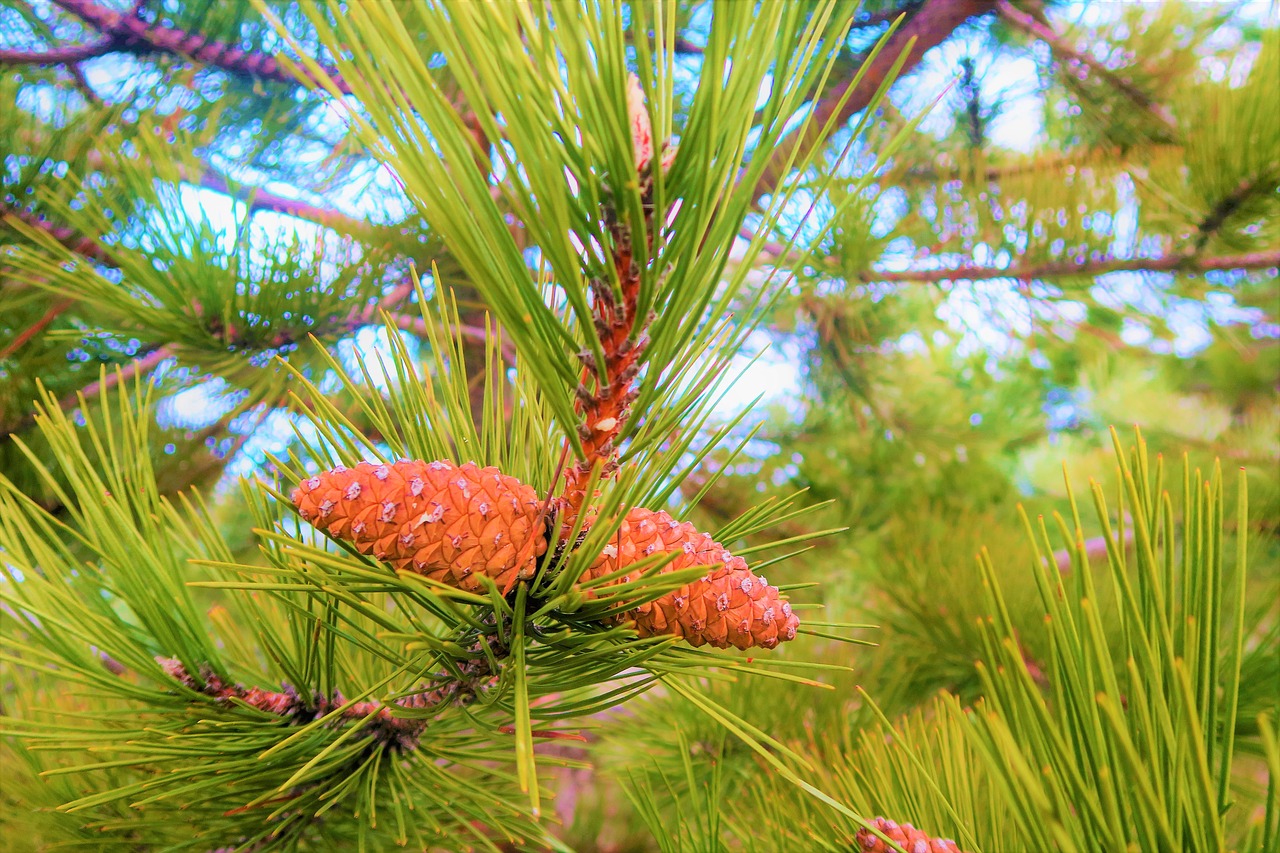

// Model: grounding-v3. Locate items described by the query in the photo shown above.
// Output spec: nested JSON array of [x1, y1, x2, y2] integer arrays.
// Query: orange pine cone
[[855, 818, 966, 853], [579, 507, 800, 650], [292, 460, 547, 593]]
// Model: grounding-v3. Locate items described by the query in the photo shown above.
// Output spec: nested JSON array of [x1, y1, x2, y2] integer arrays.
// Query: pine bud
[[580, 508, 800, 650], [626, 73, 654, 172], [292, 460, 546, 593], [855, 818, 967, 853]]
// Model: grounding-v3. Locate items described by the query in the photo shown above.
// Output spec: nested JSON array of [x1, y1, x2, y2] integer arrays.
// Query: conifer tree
[[2, 1, 1277, 851]]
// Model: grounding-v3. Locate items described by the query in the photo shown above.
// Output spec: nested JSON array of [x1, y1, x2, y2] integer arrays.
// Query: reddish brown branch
[[1194, 177, 1263, 252], [860, 250, 1280, 283], [190, 170, 372, 234], [560, 235, 648, 509], [386, 311, 515, 365], [75, 147, 375, 234], [0, 40, 115, 65], [157, 655, 495, 752], [0, 298, 74, 360], [752, 0, 996, 202], [48, 0, 351, 94], [1, 347, 172, 439], [60, 347, 172, 413], [995, 0, 1176, 132]]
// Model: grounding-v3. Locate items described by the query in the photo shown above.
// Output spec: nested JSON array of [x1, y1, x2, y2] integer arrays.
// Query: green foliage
[[579, 433, 1273, 852], [2, 0, 1277, 850]]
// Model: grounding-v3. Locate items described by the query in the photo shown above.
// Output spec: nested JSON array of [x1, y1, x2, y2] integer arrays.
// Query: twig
[[858, 250, 1280, 284], [64, 58, 104, 106], [60, 346, 172, 413], [750, 212, 1280, 282], [48, 0, 352, 94], [897, 147, 1176, 183], [156, 654, 496, 753], [385, 312, 515, 365], [0, 347, 172, 439], [190, 169, 372, 234], [0, 298, 74, 360], [559, 223, 649, 510], [995, 0, 1177, 132], [1194, 177, 1262, 253], [0, 40, 115, 65]]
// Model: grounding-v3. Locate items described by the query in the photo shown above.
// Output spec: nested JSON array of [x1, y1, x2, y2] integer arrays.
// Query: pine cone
[[578, 507, 800, 650], [855, 818, 966, 853], [292, 460, 546, 593]]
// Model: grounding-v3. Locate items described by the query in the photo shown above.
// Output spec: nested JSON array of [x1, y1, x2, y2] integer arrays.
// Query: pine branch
[[751, 0, 995, 201], [191, 169, 372, 234], [560, 231, 648, 509], [863, 250, 1280, 283], [995, 0, 1177, 132], [62, 346, 171, 412], [74, 146, 376, 234], [1194, 176, 1264, 252], [0, 40, 115, 65], [46, 0, 352, 94], [156, 656, 496, 753], [0, 298, 74, 360], [387, 312, 514, 364], [898, 146, 1183, 183], [0, 345, 172, 439], [554, 84, 666, 511]]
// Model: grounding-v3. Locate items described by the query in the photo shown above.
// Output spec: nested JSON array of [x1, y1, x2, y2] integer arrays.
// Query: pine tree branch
[[897, 146, 1184, 183], [386, 312, 515, 365], [0, 40, 116, 65], [995, 0, 1177, 132], [1194, 176, 1263, 252], [0, 347, 170, 439], [751, 0, 996, 202], [189, 168, 372, 234], [862, 250, 1280, 283], [47, 0, 352, 94], [61, 346, 172, 412], [0, 298, 74, 360], [753, 213, 1280, 281], [71, 146, 376, 234], [155, 654, 496, 752], [4, 204, 492, 360]]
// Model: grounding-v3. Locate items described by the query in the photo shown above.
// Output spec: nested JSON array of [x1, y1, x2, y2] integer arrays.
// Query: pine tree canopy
[[1, 1, 1277, 851]]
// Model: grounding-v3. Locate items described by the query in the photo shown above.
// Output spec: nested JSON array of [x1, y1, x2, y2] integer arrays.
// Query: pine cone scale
[[855, 818, 967, 853], [578, 508, 800, 650], [292, 460, 547, 593]]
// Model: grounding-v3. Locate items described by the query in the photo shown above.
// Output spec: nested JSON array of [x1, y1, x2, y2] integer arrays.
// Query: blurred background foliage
[[2, 0, 1277, 850]]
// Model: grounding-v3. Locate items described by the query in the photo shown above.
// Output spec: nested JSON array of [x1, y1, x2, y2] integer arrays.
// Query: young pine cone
[[580, 507, 800, 650], [291, 460, 546, 593], [855, 818, 966, 853]]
